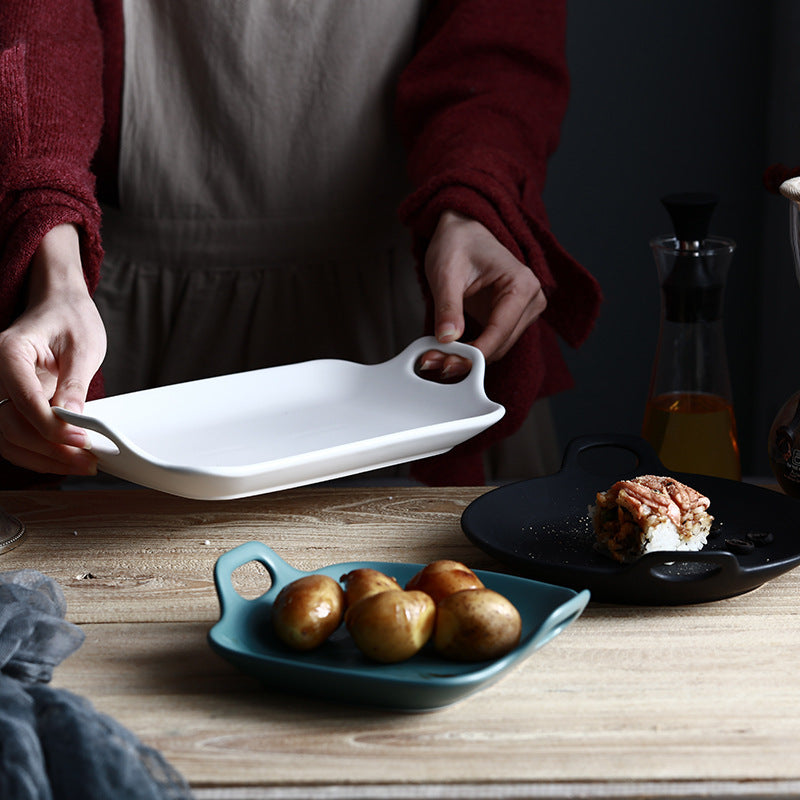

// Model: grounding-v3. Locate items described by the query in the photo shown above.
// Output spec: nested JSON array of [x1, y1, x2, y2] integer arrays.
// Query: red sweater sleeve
[[0, 0, 105, 331], [396, 0, 602, 485]]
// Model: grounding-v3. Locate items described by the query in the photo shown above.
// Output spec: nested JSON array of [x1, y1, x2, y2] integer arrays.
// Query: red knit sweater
[[0, 0, 601, 487]]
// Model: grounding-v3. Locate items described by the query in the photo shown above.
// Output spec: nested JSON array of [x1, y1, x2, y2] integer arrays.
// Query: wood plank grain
[[0, 488, 495, 623], [50, 599, 800, 788]]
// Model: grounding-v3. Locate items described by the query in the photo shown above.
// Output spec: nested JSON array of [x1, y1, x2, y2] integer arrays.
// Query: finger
[[38, 349, 95, 449], [469, 276, 546, 362], [0, 348, 65, 438], [471, 307, 536, 363], [51, 376, 90, 413], [415, 350, 472, 383], [0, 406, 97, 475], [425, 263, 466, 345], [0, 439, 98, 475], [469, 294, 528, 362], [4, 382, 88, 449], [50, 341, 97, 414], [439, 353, 472, 381], [416, 349, 446, 374]]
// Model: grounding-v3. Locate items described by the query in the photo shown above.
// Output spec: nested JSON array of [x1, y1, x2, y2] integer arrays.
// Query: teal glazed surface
[[209, 541, 589, 711]]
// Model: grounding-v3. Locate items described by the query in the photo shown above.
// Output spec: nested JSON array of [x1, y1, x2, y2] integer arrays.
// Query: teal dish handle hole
[[230, 560, 274, 601], [214, 541, 299, 614]]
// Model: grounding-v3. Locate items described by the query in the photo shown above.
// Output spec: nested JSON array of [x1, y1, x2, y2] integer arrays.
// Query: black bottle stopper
[[659, 192, 723, 322], [661, 192, 718, 249]]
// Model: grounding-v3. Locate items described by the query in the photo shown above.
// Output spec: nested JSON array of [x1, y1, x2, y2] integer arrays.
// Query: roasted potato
[[271, 574, 345, 651], [433, 588, 522, 661], [345, 589, 435, 663], [340, 567, 400, 614], [405, 559, 484, 604]]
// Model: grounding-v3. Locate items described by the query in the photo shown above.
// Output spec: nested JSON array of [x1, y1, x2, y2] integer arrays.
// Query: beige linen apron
[[93, 0, 559, 481]]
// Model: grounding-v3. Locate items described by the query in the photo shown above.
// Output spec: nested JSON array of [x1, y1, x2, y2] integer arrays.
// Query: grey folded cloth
[[0, 569, 194, 800]]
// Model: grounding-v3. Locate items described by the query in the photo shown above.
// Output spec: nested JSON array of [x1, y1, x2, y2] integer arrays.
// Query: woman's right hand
[[0, 224, 106, 475], [415, 210, 548, 383]]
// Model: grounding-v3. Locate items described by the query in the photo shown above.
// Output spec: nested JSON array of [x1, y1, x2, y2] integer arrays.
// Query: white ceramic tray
[[54, 337, 504, 500]]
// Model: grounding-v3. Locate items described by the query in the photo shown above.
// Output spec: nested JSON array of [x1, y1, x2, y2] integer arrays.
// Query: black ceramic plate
[[461, 434, 800, 605]]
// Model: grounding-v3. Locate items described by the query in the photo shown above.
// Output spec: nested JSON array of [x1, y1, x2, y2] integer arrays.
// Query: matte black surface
[[461, 434, 800, 605], [661, 192, 718, 243]]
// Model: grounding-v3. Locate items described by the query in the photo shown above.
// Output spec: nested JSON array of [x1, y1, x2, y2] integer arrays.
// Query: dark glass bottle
[[641, 193, 741, 479], [768, 177, 800, 495]]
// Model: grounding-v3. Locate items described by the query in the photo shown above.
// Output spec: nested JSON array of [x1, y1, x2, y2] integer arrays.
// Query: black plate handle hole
[[649, 560, 722, 583], [574, 444, 640, 476]]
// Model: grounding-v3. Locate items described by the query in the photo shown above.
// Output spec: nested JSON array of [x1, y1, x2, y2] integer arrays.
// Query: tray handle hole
[[230, 560, 273, 600], [649, 560, 721, 582], [575, 445, 640, 476], [414, 350, 472, 384]]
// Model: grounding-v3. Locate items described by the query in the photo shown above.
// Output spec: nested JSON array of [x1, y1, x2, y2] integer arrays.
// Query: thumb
[[427, 265, 466, 345], [51, 355, 94, 414], [50, 366, 93, 449]]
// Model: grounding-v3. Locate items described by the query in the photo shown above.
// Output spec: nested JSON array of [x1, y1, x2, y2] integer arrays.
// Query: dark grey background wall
[[543, 0, 800, 478]]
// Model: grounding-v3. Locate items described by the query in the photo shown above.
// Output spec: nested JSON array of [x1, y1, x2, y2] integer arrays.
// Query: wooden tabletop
[[2, 485, 800, 800]]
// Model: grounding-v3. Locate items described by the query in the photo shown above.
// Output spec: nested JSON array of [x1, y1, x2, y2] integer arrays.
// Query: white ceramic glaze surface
[[54, 337, 504, 499]]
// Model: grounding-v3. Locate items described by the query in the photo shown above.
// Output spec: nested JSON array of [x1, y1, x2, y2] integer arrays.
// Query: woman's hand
[[417, 210, 547, 381], [0, 224, 106, 474]]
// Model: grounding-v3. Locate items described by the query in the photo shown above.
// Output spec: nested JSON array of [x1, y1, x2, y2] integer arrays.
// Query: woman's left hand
[[417, 210, 547, 381]]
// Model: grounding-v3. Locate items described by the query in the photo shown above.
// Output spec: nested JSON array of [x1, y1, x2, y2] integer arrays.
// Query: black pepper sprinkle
[[725, 538, 755, 555], [746, 531, 774, 546]]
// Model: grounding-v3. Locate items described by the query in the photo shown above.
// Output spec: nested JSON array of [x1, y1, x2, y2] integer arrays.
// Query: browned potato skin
[[434, 588, 522, 661], [405, 559, 484, 605], [272, 574, 345, 651], [340, 567, 400, 614], [345, 589, 436, 663]]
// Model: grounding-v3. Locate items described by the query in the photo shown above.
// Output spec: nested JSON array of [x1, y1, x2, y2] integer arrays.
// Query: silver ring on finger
[[0, 398, 10, 410]]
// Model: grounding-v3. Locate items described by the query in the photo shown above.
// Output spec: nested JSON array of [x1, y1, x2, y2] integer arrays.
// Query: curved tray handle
[[53, 406, 149, 465], [390, 336, 502, 411], [624, 549, 743, 583], [530, 589, 590, 650], [213, 541, 303, 616], [559, 433, 667, 478]]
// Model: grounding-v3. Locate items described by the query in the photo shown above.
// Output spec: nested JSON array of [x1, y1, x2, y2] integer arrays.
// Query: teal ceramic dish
[[209, 541, 589, 711]]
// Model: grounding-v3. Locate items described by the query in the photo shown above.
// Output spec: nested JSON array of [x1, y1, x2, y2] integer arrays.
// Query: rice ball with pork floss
[[591, 475, 713, 562]]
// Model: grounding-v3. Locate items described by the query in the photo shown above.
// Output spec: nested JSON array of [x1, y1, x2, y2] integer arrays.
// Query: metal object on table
[[0, 510, 25, 554], [0, 397, 26, 552], [0, 508, 25, 554]]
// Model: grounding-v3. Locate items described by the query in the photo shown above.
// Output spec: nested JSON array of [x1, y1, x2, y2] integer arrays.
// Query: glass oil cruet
[[641, 192, 741, 480], [767, 177, 800, 495]]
